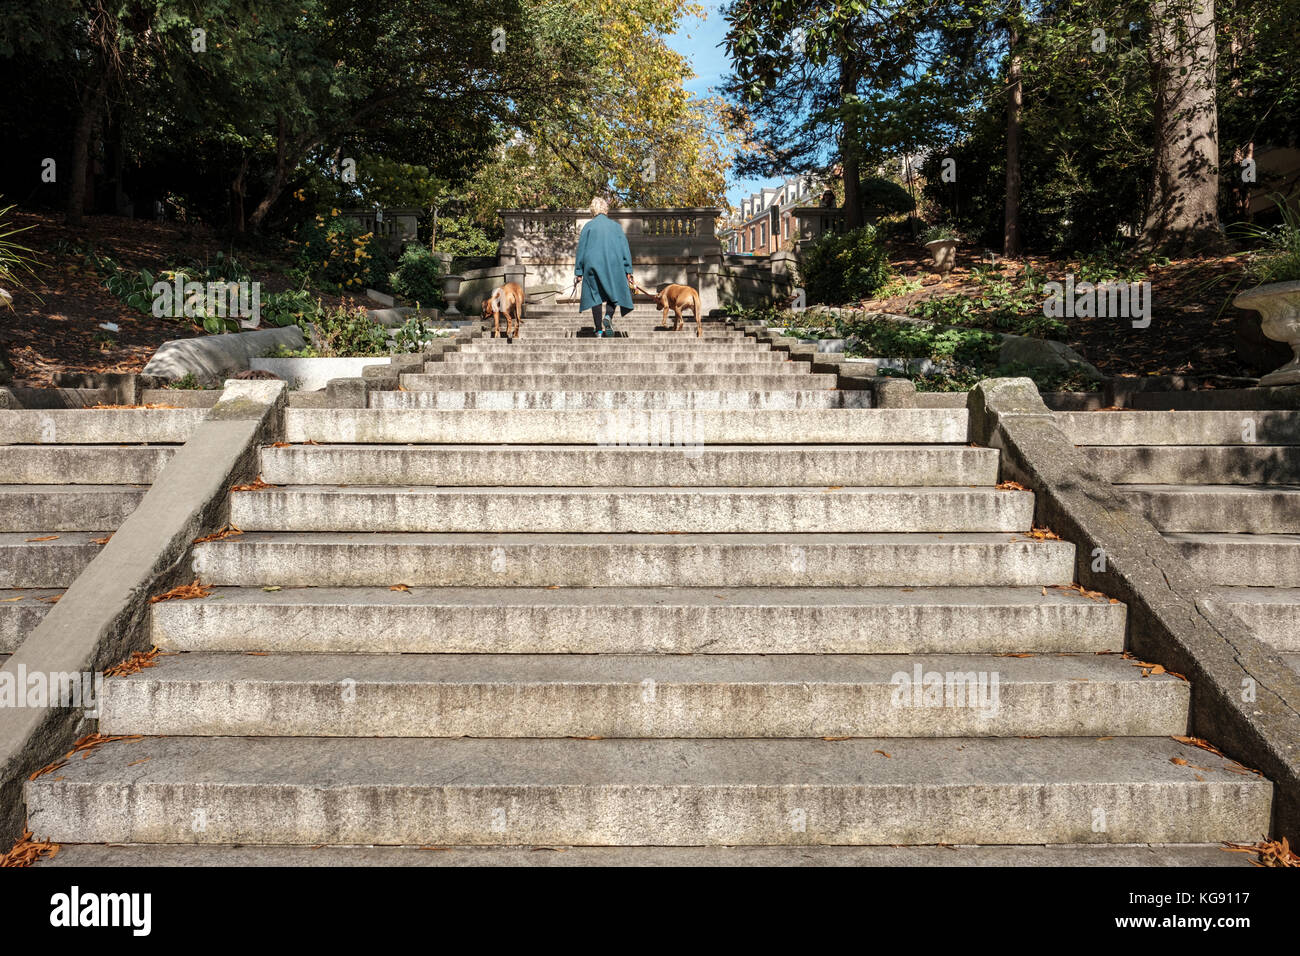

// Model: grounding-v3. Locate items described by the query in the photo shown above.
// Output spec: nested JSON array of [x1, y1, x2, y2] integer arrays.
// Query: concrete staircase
[[0, 407, 206, 664], [1064, 408, 1300, 676], [24, 319, 1271, 864]]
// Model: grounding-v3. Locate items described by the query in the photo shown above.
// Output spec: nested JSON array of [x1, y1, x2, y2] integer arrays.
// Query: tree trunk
[[1003, 21, 1023, 257], [246, 115, 289, 233], [1142, 0, 1222, 253], [66, 77, 106, 226], [839, 60, 864, 230]]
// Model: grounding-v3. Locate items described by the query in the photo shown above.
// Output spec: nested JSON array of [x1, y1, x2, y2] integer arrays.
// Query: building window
[[782, 216, 788, 239], [760, 223, 767, 249]]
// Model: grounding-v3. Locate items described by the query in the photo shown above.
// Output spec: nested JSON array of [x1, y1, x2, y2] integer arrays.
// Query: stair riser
[[1126, 489, 1300, 533], [257, 446, 1000, 487], [193, 540, 1076, 588], [1059, 411, 1300, 446], [443, 351, 787, 363], [1207, 601, 1300, 650], [229, 489, 1035, 534], [369, 392, 869, 410], [0, 447, 175, 484], [422, 363, 804, 375], [1083, 446, 1300, 485], [0, 409, 204, 445], [398, 375, 836, 391], [0, 489, 145, 532], [100, 680, 1188, 739], [150, 599, 1127, 655], [26, 780, 1266, 846], [283, 409, 964, 444], [1170, 539, 1300, 586], [0, 599, 56, 651], [0, 540, 103, 587]]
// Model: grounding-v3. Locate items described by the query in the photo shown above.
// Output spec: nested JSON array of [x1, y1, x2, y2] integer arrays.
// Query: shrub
[[1233, 196, 1300, 286], [799, 226, 893, 305], [295, 211, 391, 292], [296, 304, 388, 357], [389, 244, 445, 306], [860, 177, 915, 219]]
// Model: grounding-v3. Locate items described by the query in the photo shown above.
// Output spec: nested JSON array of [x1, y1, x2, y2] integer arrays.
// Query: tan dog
[[482, 282, 525, 338], [654, 284, 703, 337]]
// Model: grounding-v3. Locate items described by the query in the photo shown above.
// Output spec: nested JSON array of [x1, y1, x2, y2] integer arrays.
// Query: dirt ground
[[866, 242, 1270, 382], [1, 211, 366, 387]]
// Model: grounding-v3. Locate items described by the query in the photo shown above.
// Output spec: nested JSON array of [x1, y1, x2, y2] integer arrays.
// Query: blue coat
[[575, 214, 634, 311]]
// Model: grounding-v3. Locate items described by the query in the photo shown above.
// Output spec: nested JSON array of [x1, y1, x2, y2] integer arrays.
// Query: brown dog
[[654, 284, 703, 337], [482, 282, 525, 338]]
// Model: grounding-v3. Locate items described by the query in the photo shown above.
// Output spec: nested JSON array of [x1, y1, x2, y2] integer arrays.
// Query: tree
[[722, 0, 929, 228], [1141, 0, 1222, 251]]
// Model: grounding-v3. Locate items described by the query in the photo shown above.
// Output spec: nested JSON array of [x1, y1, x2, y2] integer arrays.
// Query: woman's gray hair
[[589, 196, 609, 216]]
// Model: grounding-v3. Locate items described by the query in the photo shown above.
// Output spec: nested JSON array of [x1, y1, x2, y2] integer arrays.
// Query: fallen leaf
[[91, 535, 112, 545], [25, 535, 59, 542], [193, 524, 242, 544], [105, 648, 164, 677], [873, 749, 892, 758], [262, 586, 282, 592], [149, 579, 212, 604], [231, 476, 273, 492], [389, 584, 411, 592], [996, 480, 1027, 491]]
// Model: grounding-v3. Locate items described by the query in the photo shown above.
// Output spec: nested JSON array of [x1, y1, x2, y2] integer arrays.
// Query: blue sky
[[664, 2, 772, 209]]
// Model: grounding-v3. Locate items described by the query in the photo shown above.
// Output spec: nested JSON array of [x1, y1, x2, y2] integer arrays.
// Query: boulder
[[142, 326, 307, 387]]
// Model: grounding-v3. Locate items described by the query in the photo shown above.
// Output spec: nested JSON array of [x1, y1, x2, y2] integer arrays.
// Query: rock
[[142, 326, 307, 387], [998, 334, 1102, 379]]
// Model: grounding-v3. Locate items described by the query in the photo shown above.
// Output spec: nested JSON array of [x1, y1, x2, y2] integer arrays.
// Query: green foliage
[[1232, 196, 1300, 286], [0, 199, 39, 304], [860, 177, 916, 219], [296, 304, 388, 357], [388, 245, 445, 306], [294, 212, 391, 293], [261, 289, 319, 328], [163, 372, 202, 390], [910, 266, 1067, 338], [433, 214, 500, 258], [799, 226, 893, 305]]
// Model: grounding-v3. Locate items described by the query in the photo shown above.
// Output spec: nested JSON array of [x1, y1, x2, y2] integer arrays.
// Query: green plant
[[922, 225, 960, 244], [0, 199, 40, 307], [164, 372, 202, 389], [799, 226, 893, 305], [389, 244, 445, 306], [261, 288, 319, 327], [1232, 195, 1300, 286], [859, 177, 916, 219], [296, 304, 388, 357]]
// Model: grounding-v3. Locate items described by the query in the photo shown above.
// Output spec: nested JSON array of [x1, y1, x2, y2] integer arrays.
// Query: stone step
[[100, 652, 1188, 739], [0, 532, 108, 588], [0, 485, 146, 532], [492, 332, 748, 342], [284, 408, 964, 444], [1165, 533, 1300, 586], [230, 486, 1036, 534], [464, 339, 769, 352], [25, 736, 1270, 846], [398, 373, 837, 391], [31, 843, 1258, 866], [422, 361, 806, 376], [1058, 410, 1300, 446], [369, 390, 869, 410], [192, 532, 1075, 588], [150, 585, 1127, 655], [0, 446, 176, 484], [1121, 484, 1300, 533], [0, 589, 61, 651], [443, 349, 787, 363], [258, 444, 1000, 487], [1083, 445, 1300, 485], [1206, 587, 1300, 651], [0, 408, 206, 445]]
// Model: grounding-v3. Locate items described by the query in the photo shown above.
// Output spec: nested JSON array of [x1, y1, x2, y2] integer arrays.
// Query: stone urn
[[441, 273, 465, 317], [924, 238, 959, 275], [1234, 280, 1300, 385]]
